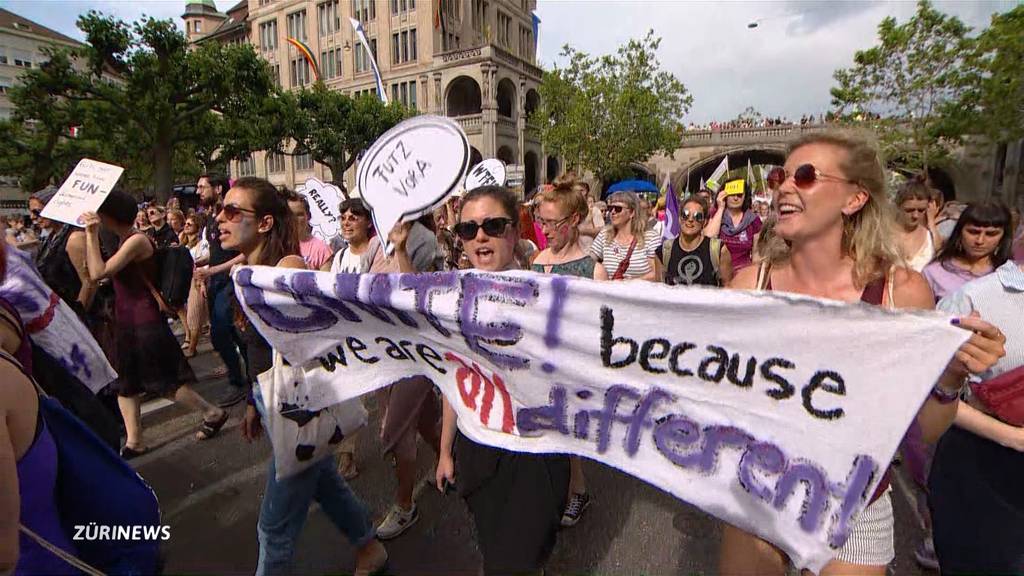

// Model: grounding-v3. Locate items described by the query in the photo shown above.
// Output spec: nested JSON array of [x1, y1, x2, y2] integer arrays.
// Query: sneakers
[[376, 504, 418, 540], [560, 492, 591, 527], [914, 535, 939, 571]]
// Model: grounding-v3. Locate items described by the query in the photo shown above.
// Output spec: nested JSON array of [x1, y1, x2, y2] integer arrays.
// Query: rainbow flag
[[286, 37, 320, 82]]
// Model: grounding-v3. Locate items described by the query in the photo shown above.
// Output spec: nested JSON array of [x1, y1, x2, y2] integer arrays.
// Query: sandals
[[196, 411, 230, 440], [120, 445, 149, 460], [338, 451, 359, 480]]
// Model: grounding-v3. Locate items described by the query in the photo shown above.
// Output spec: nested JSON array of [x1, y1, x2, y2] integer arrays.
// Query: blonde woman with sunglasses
[[590, 191, 659, 281]]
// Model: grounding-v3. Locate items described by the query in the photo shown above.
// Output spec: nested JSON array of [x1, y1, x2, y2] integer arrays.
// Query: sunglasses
[[776, 164, 858, 189], [452, 217, 513, 241], [219, 203, 258, 223], [606, 205, 628, 215], [680, 209, 705, 222]]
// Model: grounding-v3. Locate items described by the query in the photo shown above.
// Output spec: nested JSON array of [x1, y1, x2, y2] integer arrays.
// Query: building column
[[432, 72, 443, 115], [517, 74, 526, 168], [481, 63, 497, 158], [419, 74, 430, 114]]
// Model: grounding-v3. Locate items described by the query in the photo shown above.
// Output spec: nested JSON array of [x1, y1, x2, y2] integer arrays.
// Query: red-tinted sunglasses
[[769, 164, 857, 189]]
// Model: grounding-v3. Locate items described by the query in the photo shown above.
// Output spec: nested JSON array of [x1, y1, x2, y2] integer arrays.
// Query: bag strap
[[755, 261, 771, 291], [660, 238, 674, 265], [612, 236, 638, 280], [19, 525, 106, 576]]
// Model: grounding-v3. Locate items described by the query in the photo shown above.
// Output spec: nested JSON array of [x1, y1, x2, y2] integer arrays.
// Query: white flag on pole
[[706, 156, 729, 191], [349, 18, 388, 104]]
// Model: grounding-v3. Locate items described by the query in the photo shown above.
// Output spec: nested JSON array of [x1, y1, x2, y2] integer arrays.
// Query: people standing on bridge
[[705, 182, 762, 272], [921, 202, 1012, 303], [80, 191, 228, 459], [530, 181, 597, 528], [896, 179, 943, 272], [285, 191, 333, 271], [225, 177, 388, 576], [721, 129, 1005, 575], [591, 191, 659, 281], [435, 185, 570, 575], [193, 173, 249, 408], [656, 195, 732, 287]]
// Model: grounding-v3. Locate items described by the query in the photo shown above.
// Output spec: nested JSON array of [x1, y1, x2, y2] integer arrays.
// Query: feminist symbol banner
[[233, 267, 967, 572]]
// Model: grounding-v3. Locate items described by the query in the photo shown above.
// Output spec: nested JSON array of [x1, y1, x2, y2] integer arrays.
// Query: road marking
[[164, 460, 268, 522]]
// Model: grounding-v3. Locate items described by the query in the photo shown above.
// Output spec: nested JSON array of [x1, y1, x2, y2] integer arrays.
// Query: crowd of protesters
[[1, 126, 1021, 576]]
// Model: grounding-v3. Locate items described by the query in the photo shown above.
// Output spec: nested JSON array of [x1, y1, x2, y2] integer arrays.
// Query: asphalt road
[[132, 335, 935, 576]]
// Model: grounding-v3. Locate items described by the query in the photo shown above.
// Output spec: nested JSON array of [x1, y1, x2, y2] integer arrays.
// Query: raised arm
[[704, 191, 727, 238], [81, 213, 153, 282]]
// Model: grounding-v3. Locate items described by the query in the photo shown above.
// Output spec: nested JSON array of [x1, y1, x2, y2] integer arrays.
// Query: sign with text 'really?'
[[295, 177, 344, 244], [234, 267, 968, 572], [40, 159, 125, 227], [464, 159, 507, 190], [357, 115, 470, 253]]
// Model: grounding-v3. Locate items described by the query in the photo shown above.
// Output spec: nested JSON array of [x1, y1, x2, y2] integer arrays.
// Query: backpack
[[153, 245, 194, 309], [660, 236, 722, 278]]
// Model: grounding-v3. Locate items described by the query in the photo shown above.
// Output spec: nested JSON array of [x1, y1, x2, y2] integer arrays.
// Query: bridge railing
[[680, 124, 829, 147]]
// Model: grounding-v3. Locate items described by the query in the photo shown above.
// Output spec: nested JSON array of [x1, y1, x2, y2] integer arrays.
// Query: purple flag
[[663, 183, 680, 239]]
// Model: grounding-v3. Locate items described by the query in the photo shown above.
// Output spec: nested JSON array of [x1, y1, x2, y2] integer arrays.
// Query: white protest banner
[[356, 115, 470, 253], [40, 159, 124, 227], [464, 159, 507, 190], [295, 177, 344, 244], [0, 247, 117, 392], [233, 267, 968, 572]]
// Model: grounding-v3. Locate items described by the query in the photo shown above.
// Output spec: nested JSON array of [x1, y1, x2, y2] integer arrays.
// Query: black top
[[656, 236, 719, 287], [35, 225, 82, 310], [203, 220, 240, 282], [147, 224, 178, 249]]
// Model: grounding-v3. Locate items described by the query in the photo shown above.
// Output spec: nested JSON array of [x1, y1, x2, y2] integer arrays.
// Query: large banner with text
[[233, 266, 967, 572]]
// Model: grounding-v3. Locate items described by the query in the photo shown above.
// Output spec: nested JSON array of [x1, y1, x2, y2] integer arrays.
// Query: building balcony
[[455, 113, 482, 135], [433, 43, 543, 80], [497, 115, 516, 133]]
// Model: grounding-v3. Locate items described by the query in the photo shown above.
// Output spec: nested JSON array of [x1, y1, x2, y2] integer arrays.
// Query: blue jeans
[[207, 277, 247, 389], [254, 391, 375, 576]]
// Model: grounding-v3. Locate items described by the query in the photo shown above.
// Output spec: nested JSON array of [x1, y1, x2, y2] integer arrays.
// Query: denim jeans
[[207, 277, 247, 389], [254, 390, 375, 576]]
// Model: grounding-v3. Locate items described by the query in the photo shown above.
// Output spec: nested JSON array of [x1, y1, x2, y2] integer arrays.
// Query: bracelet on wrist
[[930, 384, 961, 404]]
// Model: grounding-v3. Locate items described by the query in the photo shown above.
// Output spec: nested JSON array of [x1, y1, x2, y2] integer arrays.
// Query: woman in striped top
[[590, 191, 659, 281]]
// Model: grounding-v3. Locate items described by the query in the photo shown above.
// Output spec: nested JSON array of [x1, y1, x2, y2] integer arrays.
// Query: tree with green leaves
[[830, 0, 974, 174], [7, 12, 276, 201], [536, 31, 691, 185], [266, 84, 412, 198]]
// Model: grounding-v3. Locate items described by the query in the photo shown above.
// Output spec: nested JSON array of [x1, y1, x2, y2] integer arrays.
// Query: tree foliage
[[830, 0, 973, 173], [2, 12, 275, 200], [536, 31, 691, 184]]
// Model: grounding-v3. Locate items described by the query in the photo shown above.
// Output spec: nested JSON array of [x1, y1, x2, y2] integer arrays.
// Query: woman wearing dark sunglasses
[[655, 195, 732, 287], [721, 129, 1006, 575], [220, 177, 388, 576], [590, 191, 659, 281], [433, 185, 570, 576], [79, 192, 227, 459]]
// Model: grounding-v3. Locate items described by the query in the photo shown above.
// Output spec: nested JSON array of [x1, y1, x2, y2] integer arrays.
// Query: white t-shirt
[[590, 229, 660, 279]]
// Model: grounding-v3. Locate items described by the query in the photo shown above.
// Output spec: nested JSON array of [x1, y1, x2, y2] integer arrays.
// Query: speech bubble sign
[[464, 159, 506, 190], [295, 177, 344, 244], [724, 179, 746, 196], [357, 115, 470, 252], [40, 158, 125, 227]]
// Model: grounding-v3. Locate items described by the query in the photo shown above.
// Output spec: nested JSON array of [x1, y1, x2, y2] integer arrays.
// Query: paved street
[[133, 334, 934, 576]]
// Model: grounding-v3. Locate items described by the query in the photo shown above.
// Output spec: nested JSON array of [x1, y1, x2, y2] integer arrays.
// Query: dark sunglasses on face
[[777, 164, 857, 189], [452, 217, 512, 241], [681, 209, 705, 222], [219, 203, 257, 223], [606, 205, 627, 215]]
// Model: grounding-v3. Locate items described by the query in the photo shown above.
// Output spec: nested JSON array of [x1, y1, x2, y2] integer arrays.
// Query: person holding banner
[[80, 192, 228, 459], [435, 185, 570, 575], [705, 182, 762, 272], [721, 129, 1006, 575], [220, 177, 387, 576], [530, 182, 596, 528], [591, 191, 659, 281]]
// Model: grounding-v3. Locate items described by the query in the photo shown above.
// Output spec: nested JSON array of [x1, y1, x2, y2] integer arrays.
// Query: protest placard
[[356, 115, 470, 253], [724, 179, 746, 196], [234, 266, 968, 572], [295, 177, 344, 244], [40, 159, 125, 227], [464, 159, 507, 190]]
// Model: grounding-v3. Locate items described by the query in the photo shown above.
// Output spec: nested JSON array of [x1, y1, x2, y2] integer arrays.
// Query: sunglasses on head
[[452, 217, 513, 241], [776, 164, 858, 189], [681, 209, 705, 222], [219, 203, 257, 223]]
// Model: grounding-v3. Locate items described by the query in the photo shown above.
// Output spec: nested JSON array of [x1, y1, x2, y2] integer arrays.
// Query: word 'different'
[[370, 140, 432, 197], [235, 265, 969, 573]]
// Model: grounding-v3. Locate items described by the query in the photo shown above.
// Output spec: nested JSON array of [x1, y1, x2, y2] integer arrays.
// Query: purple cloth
[[921, 260, 993, 302]]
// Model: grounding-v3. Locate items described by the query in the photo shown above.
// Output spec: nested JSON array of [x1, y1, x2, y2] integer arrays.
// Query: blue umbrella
[[604, 179, 659, 198]]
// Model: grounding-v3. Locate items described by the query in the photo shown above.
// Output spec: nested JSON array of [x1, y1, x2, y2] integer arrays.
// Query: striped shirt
[[590, 229, 660, 279], [938, 261, 1024, 381]]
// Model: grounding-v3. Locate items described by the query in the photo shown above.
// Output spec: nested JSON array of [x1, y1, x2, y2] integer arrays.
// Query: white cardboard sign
[[356, 115, 470, 253], [464, 159, 507, 190], [295, 177, 344, 244], [40, 159, 125, 227]]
